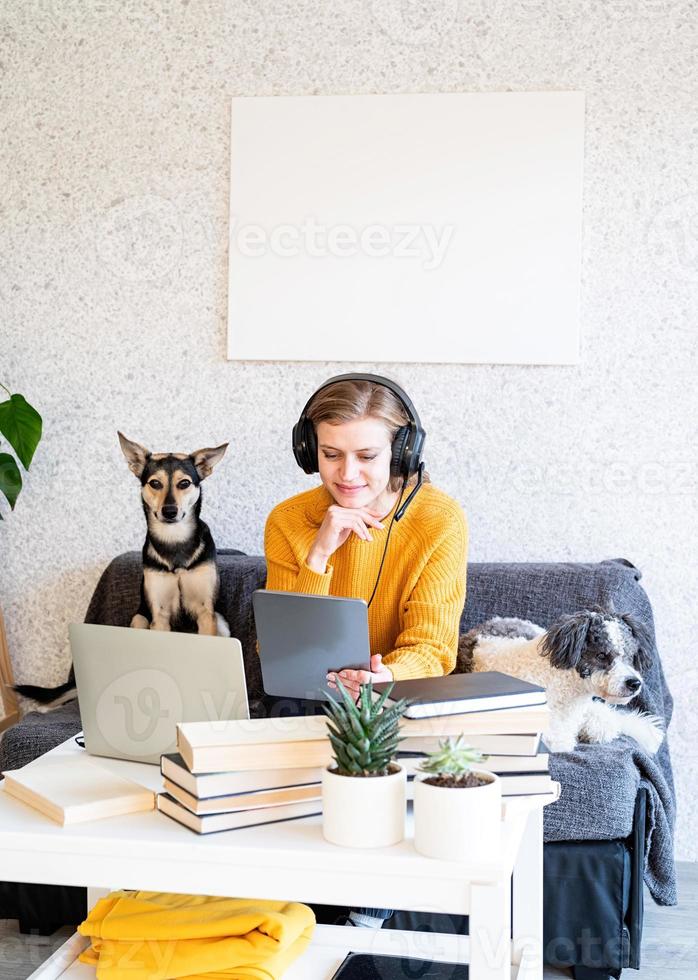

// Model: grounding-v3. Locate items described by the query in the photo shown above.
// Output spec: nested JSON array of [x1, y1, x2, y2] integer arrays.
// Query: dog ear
[[540, 612, 591, 670], [619, 612, 654, 672], [190, 443, 229, 480], [118, 432, 151, 479], [587, 601, 614, 616]]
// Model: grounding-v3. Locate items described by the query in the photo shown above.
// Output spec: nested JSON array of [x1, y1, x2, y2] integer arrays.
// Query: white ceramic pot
[[322, 764, 407, 848], [413, 769, 502, 861]]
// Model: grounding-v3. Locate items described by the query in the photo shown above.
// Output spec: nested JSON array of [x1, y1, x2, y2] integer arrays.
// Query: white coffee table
[[0, 737, 559, 980]]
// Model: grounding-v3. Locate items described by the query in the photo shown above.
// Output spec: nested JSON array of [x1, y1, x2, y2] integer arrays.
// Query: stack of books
[[376, 671, 556, 800], [157, 718, 329, 834], [158, 672, 555, 833]]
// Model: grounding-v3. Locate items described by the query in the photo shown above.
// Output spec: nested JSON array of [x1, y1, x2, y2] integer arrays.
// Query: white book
[[161, 753, 323, 797], [399, 732, 542, 756], [163, 777, 321, 815], [2, 753, 154, 825], [178, 716, 329, 750], [177, 717, 331, 773], [405, 776, 558, 802], [157, 792, 321, 834], [401, 704, 549, 736], [397, 749, 550, 774], [495, 773, 557, 796]]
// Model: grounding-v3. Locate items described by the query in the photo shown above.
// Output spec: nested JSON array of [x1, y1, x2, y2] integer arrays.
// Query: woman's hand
[[306, 505, 385, 573], [326, 653, 393, 700]]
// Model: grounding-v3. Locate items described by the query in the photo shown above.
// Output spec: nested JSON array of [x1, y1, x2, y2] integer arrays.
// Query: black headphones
[[292, 373, 427, 605], [292, 373, 426, 482]]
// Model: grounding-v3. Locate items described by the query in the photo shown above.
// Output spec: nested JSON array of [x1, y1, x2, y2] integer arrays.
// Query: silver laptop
[[252, 590, 370, 702], [70, 623, 249, 765]]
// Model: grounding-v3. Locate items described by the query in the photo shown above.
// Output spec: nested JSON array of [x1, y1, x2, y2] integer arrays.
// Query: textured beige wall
[[1, 1, 696, 858]]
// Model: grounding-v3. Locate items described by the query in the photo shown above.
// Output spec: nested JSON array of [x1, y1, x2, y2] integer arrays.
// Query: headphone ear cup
[[292, 417, 318, 474], [390, 426, 411, 480], [304, 419, 318, 473]]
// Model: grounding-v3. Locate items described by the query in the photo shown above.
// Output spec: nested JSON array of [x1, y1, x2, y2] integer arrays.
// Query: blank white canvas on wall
[[227, 91, 585, 365]]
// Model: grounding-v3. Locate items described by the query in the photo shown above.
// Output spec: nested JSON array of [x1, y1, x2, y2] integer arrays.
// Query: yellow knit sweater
[[78, 891, 315, 980], [264, 483, 468, 680]]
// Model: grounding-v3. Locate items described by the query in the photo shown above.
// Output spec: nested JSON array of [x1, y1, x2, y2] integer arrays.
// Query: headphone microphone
[[394, 461, 425, 522]]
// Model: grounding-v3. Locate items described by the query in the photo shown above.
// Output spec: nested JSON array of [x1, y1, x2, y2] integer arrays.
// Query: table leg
[[512, 807, 544, 980], [469, 879, 511, 980], [87, 887, 111, 908]]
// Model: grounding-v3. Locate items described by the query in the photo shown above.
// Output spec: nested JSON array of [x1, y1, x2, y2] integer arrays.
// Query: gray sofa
[[0, 551, 676, 980]]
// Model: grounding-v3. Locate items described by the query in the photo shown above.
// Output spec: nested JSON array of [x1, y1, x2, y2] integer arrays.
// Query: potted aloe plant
[[413, 735, 502, 861], [322, 679, 410, 848]]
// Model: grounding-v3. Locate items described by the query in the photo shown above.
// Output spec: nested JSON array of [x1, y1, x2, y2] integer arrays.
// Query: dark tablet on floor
[[331, 952, 469, 979]]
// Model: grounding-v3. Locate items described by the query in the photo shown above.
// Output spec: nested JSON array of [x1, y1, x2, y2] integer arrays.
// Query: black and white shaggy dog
[[457, 608, 664, 754]]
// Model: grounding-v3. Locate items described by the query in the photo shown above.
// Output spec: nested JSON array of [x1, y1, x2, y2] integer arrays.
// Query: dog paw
[[620, 709, 665, 754], [637, 714, 665, 754], [130, 614, 150, 629], [215, 613, 231, 637], [542, 731, 578, 753]]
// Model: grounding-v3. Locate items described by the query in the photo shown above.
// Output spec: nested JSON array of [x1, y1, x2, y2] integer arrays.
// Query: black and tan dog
[[13, 434, 231, 706], [118, 432, 230, 636]]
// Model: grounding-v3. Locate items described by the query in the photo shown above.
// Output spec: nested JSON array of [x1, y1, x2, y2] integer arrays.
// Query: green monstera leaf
[[0, 386, 42, 517], [0, 453, 22, 514], [0, 392, 42, 469]]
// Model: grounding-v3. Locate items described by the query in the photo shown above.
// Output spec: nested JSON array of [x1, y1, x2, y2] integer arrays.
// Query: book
[[2, 754, 154, 825], [405, 773, 556, 800], [156, 792, 321, 834], [399, 732, 542, 756], [178, 734, 334, 774], [374, 671, 547, 719], [161, 753, 323, 797], [177, 717, 331, 773], [400, 703, 549, 737], [162, 777, 321, 815], [495, 773, 556, 796], [396, 748, 549, 774], [177, 709, 549, 773]]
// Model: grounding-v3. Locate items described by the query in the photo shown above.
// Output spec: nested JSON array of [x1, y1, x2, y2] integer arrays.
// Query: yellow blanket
[[77, 891, 315, 980]]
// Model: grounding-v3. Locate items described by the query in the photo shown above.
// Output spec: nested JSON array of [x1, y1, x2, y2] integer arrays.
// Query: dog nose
[[161, 505, 178, 520], [625, 677, 642, 692]]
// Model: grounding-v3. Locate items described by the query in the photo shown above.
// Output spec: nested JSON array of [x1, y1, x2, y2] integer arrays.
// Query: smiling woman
[[263, 374, 468, 699]]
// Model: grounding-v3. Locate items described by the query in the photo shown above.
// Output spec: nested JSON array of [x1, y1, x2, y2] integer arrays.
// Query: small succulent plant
[[323, 679, 410, 777], [418, 734, 488, 783]]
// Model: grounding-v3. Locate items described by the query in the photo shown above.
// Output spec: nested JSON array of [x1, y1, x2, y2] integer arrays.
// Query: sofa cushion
[[0, 701, 81, 772]]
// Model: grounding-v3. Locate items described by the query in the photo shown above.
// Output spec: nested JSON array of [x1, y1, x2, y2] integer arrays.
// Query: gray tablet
[[252, 590, 371, 701], [70, 623, 249, 765]]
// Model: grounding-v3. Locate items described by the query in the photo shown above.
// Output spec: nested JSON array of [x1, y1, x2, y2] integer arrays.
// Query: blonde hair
[[306, 380, 429, 493]]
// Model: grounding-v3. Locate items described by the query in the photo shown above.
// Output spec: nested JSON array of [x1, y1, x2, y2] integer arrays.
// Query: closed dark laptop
[[252, 590, 370, 702]]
